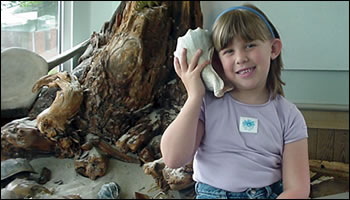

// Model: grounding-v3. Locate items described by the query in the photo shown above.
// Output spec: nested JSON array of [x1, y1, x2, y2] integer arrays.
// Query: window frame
[[59, 1, 73, 72]]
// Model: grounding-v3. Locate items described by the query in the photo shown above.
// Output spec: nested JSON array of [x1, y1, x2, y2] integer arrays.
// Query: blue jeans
[[195, 180, 283, 199]]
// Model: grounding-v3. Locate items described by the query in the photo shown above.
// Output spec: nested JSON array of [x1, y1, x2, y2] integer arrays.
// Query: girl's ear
[[271, 39, 282, 60]]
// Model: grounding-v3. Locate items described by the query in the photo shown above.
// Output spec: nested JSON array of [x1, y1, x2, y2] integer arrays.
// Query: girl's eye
[[223, 49, 233, 55], [246, 43, 256, 49]]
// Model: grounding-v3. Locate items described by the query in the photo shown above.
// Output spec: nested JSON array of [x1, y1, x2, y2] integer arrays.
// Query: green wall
[[282, 70, 349, 105]]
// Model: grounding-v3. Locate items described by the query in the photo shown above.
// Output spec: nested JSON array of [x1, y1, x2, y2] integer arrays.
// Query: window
[[1, 1, 59, 74]]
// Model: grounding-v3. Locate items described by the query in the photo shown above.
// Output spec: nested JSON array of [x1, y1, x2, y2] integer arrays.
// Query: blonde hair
[[212, 4, 285, 98]]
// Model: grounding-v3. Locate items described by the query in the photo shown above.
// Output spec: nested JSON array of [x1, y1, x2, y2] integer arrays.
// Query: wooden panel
[[301, 109, 349, 163], [317, 129, 335, 161], [334, 130, 349, 163], [308, 128, 318, 160], [301, 110, 349, 130]]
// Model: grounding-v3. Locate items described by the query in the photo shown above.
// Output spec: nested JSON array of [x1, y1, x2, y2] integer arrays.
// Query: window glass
[[1, 1, 59, 73]]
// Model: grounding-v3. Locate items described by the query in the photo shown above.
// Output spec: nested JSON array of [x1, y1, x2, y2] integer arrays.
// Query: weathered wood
[[309, 160, 349, 180], [310, 168, 348, 180], [143, 157, 194, 192], [139, 135, 162, 163], [1, 1, 203, 184], [1, 118, 56, 160], [74, 147, 109, 180], [82, 133, 139, 163], [32, 72, 83, 139], [76, 1, 201, 140], [162, 163, 194, 190], [1, 117, 82, 159], [143, 158, 169, 191], [309, 160, 349, 173]]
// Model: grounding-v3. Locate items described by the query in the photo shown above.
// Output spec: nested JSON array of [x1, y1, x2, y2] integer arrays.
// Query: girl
[[161, 4, 310, 199]]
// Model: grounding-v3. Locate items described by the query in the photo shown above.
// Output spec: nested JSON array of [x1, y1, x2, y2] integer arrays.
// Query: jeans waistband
[[195, 180, 283, 199], [245, 180, 283, 199]]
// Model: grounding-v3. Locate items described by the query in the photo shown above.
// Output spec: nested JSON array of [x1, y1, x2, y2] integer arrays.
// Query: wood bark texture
[[2, 1, 203, 186]]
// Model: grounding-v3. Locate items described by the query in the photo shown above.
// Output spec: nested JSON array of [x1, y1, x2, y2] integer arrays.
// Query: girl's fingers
[[195, 59, 210, 73], [188, 49, 202, 71], [176, 48, 208, 76], [179, 48, 188, 71], [174, 57, 181, 76]]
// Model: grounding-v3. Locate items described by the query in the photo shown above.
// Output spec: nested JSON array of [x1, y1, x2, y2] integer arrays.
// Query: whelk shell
[[174, 27, 233, 97]]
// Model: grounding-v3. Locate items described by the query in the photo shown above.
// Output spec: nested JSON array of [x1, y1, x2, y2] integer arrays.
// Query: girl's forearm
[[277, 187, 310, 199], [160, 96, 202, 168]]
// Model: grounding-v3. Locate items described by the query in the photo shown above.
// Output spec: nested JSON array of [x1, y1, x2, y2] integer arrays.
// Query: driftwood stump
[[1, 1, 203, 184], [76, 1, 202, 144]]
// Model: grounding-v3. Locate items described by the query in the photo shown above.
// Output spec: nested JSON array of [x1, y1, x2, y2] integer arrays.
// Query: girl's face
[[218, 37, 280, 92]]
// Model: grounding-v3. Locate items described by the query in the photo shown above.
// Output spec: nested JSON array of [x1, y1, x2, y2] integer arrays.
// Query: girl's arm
[[160, 98, 204, 168], [161, 48, 208, 169], [278, 138, 310, 199]]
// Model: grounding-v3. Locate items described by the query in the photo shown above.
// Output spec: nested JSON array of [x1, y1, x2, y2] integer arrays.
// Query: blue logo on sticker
[[243, 119, 255, 131]]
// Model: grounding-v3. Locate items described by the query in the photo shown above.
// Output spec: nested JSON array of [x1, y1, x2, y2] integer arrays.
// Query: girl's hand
[[174, 48, 210, 99]]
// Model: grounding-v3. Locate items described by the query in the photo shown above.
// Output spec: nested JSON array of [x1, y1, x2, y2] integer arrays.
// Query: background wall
[[72, 1, 120, 46], [66, 1, 120, 70], [201, 1, 349, 71], [72, 1, 349, 107]]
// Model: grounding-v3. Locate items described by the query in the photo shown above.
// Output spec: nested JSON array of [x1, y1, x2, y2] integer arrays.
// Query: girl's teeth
[[239, 68, 252, 74]]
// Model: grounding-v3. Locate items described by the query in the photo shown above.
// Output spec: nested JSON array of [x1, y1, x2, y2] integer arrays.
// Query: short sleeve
[[284, 105, 308, 144]]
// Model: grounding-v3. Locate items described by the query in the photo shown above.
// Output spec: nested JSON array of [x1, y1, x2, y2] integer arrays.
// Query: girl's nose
[[235, 51, 248, 65]]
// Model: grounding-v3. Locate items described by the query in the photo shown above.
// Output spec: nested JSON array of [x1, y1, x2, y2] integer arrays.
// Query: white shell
[[174, 27, 233, 97]]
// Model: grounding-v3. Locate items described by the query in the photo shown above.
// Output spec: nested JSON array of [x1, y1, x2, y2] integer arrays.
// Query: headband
[[214, 6, 276, 38]]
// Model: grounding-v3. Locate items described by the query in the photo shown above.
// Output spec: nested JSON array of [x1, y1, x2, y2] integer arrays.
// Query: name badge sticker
[[239, 117, 258, 133]]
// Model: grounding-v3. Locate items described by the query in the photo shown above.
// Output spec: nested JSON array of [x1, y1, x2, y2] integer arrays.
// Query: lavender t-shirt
[[193, 92, 308, 192]]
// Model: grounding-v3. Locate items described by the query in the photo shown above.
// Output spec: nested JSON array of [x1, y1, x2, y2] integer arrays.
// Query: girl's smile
[[219, 38, 272, 92], [235, 66, 256, 78]]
